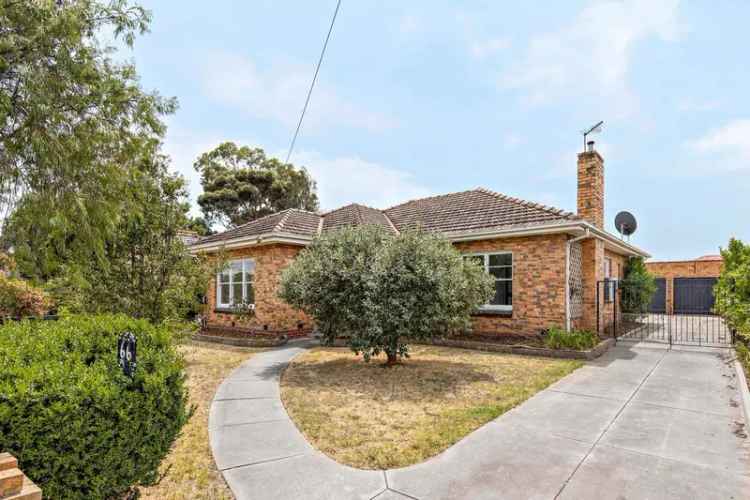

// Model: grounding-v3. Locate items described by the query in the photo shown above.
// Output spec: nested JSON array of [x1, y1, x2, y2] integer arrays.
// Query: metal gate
[[598, 280, 733, 347], [648, 278, 666, 313]]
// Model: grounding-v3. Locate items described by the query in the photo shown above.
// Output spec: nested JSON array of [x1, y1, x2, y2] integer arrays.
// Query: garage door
[[648, 278, 666, 313], [674, 277, 717, 315]]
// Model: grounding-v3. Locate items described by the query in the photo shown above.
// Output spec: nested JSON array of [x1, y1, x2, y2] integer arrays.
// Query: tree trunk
[[386, 351, 398, 366]]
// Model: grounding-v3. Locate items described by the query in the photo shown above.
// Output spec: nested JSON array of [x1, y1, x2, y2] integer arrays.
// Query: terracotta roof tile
[[322, 204, 396, 233], [384, 188, 578, 234], [194, 188, 579, 246]]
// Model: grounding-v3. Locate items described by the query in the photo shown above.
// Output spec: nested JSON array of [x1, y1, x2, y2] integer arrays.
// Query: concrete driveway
[[209, 342, 750, 500]]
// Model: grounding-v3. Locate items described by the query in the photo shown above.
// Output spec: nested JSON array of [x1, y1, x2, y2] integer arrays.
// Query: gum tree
[[280, 226, 494, 365]]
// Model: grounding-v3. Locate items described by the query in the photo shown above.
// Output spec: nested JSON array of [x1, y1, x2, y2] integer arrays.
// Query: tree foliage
[[620, 256, 657, 314], [7, 156, 214, 323], [0, 0, 174, 260], [714, 238, 750, 340], [280, 226, 494, 365], [195, 142, 319, 227]]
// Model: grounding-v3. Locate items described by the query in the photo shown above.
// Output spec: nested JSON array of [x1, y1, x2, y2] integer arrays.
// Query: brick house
[[190, 144, 649, 336], [645, 255, 723, 315]]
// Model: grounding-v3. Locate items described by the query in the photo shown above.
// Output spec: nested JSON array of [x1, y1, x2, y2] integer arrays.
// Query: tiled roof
[[194, 188, 579, 246], [696, 254, 722, 261], [196, 209, 321, 244], [322, 204, 396, 233], [384, 188, 578, 234]]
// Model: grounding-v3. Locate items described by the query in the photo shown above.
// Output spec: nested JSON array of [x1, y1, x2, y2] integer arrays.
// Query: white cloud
[[202, 53, 396, 132], [291, 151, 432, 210], [689, 119, 750, 171], [502, 0, 682, 115], [470, 37, 510, 60]]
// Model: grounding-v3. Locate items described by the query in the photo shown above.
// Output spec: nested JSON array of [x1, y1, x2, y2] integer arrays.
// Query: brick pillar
[[580, 238, 605, 332], [0, 453, 41, 500], [577, 149, 605, 229]]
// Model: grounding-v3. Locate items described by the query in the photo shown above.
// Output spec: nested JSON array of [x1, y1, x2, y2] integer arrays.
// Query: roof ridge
[[273, 210, 293, 232], [475, 187, 577, 219]]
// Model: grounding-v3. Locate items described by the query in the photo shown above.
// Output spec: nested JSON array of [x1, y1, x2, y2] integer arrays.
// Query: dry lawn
[[139, 341, 261, 500], [281, 346, 581, 469]]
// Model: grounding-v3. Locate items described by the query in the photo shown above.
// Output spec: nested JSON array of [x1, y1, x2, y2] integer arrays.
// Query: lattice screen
[[569, 242, 584, 319]]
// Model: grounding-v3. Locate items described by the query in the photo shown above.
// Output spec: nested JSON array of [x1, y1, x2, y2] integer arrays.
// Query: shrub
[[544, 326, 600, 350], [0, 276, 53, 318], [715, 238, 750, 341], [620, 257, 657, 314], [0, 314, 188, 499], [280, 226, 494, 364]]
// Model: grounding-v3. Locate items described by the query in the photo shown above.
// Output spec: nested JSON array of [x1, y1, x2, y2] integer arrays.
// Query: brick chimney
[[577, 141, 604, 229]]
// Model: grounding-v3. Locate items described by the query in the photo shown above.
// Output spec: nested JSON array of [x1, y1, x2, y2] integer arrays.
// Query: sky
[[124, 0, 750, 261]]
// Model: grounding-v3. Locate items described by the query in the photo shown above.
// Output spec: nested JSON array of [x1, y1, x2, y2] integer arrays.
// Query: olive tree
[[280, 226, 494, 365]]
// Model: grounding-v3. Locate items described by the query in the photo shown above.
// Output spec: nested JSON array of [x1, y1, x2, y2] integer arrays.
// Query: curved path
[[209, 340, 750, 500]]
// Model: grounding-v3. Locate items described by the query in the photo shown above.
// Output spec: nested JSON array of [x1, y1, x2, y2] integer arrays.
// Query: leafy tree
[[620, 256, 657, 314], [0, 0, 174, 261], [195, 142, 319, 227], [184, 216, 213, 236], [8, 156, 214, 323], [714, 238, 750, 340], [280, 226, 494, 365]]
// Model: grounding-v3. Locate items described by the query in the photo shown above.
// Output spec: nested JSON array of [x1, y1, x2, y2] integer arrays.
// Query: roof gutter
[[189, 232, 313, 254]]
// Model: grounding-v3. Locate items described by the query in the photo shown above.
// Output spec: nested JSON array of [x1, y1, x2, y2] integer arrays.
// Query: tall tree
[[0, 0, 174, 252], [195, 142, 319, 227]]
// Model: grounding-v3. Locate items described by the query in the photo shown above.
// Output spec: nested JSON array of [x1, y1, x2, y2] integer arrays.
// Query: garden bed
[[325, 334, 614, 360], [193, 330, 288, 348], [280, 345, 582, 469]]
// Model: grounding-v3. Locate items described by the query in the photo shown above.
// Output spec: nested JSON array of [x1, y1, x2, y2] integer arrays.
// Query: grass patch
[[544, 327, 600, 350], [280, 345, 581, 469], [736, 341, 750, 390], [138, 341, 261, 500]]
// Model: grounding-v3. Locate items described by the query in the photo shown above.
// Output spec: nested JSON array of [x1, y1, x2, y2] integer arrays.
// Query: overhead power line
[[285, 0, 342, 163]]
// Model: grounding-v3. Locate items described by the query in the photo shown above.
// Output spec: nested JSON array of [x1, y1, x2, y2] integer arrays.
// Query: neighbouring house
[[645, 255, 723, 315], [190, 142, 649, 337]]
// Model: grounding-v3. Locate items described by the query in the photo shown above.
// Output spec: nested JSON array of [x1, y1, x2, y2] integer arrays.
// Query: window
[[217, 258, 255, 309], [464, 252, 513, 311], [604, 257, 612, 278]]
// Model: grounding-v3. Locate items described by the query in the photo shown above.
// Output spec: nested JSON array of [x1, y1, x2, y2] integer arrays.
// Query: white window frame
[[464, 251, 513, 312], [216, 258, 255, 310]]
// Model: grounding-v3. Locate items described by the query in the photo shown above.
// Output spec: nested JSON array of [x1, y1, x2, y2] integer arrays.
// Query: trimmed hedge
[[0, 314, 188, 499]]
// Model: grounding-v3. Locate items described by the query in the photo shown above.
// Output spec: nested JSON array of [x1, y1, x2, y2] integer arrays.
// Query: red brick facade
[[205, 244, 311, 332], [645, 258, 722, 314], [454, 234, 568, 335]]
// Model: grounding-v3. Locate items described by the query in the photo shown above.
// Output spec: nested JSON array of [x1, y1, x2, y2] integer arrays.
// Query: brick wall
[[645, 259, 722, 314], [453, 234, 568, 335], [205, 244, 312, 331], [577, 151, 604, 229]]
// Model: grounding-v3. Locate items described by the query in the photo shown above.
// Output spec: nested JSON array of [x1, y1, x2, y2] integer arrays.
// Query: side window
[[216, 258, 255, 308]]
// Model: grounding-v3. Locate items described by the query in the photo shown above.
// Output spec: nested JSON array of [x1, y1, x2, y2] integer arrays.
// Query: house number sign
[[118, 332, 137, 377]]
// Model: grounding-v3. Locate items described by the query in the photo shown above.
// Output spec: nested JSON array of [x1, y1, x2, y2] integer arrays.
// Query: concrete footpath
[[209, 341, 750, 499]]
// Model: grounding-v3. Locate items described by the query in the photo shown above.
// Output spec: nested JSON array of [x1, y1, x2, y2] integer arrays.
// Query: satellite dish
[[615, 211, 637, 238]]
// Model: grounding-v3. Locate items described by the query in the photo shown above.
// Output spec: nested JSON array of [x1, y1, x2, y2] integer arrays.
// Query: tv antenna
[[581, 120, 604, 151]]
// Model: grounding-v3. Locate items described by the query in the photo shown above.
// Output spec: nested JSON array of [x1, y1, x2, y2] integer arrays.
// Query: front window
[[465, 252, 513, 311], [217, 258, 255, 309]]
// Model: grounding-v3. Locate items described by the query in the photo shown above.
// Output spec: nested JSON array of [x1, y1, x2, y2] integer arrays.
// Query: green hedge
[[0, 314, 188, 499]]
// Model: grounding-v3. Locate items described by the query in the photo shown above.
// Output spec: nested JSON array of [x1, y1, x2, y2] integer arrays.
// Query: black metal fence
[[598, 280, 733, 347]]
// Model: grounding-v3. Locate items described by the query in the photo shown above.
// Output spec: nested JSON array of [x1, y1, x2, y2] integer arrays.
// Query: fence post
[[596, 281, 602, 334], [732, 328, 737, 345]]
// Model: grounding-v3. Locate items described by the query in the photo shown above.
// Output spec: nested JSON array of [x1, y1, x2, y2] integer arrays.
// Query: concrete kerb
[[733, 357, 750, 431]]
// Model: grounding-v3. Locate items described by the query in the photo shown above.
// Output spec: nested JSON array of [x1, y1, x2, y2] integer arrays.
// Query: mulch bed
[[449, 332, 546, 347]]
